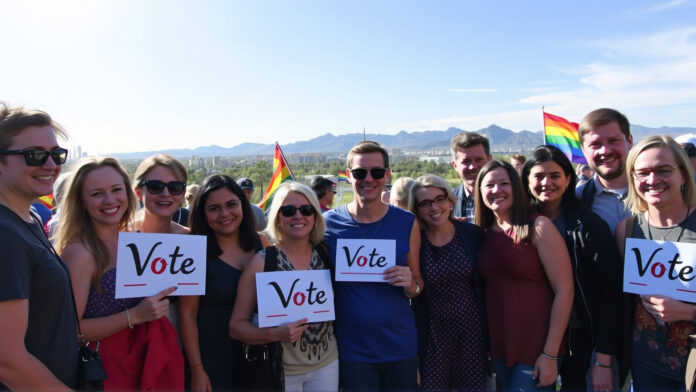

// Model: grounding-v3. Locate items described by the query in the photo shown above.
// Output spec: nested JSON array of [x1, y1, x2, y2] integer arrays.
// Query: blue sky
[[1, 0, 695, 155]]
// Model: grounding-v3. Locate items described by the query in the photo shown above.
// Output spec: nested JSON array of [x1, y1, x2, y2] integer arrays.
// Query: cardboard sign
[[255, 270, 334, 328], [623, 238, 696, 302], [115, 232, 207, 298], [334, 239, 396, 282]]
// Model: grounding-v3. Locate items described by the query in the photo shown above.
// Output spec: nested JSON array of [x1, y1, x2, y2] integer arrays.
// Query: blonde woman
[[389, 176, 415, 210], [230, 182, 339, 392]]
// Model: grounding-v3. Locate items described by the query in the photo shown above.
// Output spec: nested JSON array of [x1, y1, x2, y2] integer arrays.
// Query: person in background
[[615, 135, 696, 391], [0, 103, 78, 390], [675, 133, 696, 175], [521, 145, 622, 391], [410, 174, 488, 391], [324, 141, 422, 391], [475, 159, 573, 391], [510, 154, 526, 175], [450, 132, 492, 221], [381, 184, 391, 204], [230, 182, 339, 392], [185, 184, 200, 209], [31, 198, 52, 225], [56, 157, 183, 391], [310, 175, 336, 212], [389, 176, 415, 210], [46, 171, 71, 240], [179, 175, 261, 392], [237, 177, 267, 231], [576, 164, 592, 186]]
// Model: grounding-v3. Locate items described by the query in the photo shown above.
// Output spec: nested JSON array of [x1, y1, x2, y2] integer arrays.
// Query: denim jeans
[[631, 360, 685, 392], [339, 357, 417, 392], [492, 360, 555, 392]]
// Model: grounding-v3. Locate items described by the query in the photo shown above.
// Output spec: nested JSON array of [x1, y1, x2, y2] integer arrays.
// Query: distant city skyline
[[2, 0, 695, 155]]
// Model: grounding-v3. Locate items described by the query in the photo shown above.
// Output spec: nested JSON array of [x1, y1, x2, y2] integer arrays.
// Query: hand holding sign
[[640, 294, 696, 323], [130, 286, 177, 325], [383, 265, 412, 288], [271, 319, 309, 344]]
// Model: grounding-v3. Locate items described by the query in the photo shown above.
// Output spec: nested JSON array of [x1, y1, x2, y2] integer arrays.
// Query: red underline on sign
[[177, 283, 199, 286], [267, 314, 287, 318], [313, 310, 330, 314], [629, 282, 648, 286], [340, 272, 384, 275], [124, 284, 147, 287], [677, 288, 696, 293]]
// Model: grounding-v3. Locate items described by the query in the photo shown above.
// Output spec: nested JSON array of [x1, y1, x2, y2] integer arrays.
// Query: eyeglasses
[[350, 168, 387, 180], [416, 194, 450, 209], [279, 204, 315, 217], [138, 180, 186, 195], [0, 148, 68, 166], [631, 165, 679, 181]]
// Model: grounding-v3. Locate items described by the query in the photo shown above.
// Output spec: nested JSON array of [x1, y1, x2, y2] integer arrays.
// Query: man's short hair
[[511, 154, 526, 163], [346, 141, 390, 169], [310, 176, 335, 198], [450, 132, 490, 160], [0, 103, 67, 153], [578, 108, 630, 143]]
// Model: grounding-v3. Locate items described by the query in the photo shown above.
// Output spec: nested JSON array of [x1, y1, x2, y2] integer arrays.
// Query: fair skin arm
[[229, 255, 308, 345], [62, 242, 175, 341], [179, 295, 211, 392], [0, 299, 72, 391], [383, 219, 424, 296], [531, 215, 574, 387]]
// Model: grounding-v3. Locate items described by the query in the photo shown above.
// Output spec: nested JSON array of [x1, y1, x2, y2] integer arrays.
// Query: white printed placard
[[334, 239, 396, 282], [115, 232, 207, 298], [256, 270, 335, 328], [624, 238, 696, 302]]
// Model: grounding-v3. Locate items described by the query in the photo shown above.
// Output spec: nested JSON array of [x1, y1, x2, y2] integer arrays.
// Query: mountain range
[[112, 124, 696, 160]]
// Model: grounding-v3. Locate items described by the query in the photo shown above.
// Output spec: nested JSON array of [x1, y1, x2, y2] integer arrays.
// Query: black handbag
[[77, 342, 108, 391], [237, 341, 284, 391]]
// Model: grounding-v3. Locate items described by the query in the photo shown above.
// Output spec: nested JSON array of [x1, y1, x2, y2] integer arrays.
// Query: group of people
[[1, 102, 695, 392]]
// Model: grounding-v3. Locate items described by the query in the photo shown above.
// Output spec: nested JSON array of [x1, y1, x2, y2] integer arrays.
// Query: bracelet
[[593, 361, 611, 369], [541, 351, 559, 360], [126, 308, 134, 329], [404, 281, 420, 298], [190, 363, 203, 369]]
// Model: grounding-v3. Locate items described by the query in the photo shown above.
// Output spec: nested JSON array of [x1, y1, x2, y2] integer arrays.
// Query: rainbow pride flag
[[337, 170, 350, 183], [38, 194, 54, 209], [544, 111, 587, 164], [258, 143, 296, 211]]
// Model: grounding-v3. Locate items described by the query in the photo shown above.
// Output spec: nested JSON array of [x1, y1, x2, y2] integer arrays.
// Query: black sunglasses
[[0, 148, 68, 166], [138, 180, 186, 196], [279, 204, 315, 217], [350, 167, 387, 180]]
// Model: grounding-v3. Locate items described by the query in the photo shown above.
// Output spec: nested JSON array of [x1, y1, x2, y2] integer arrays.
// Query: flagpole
[[275, 141, 295, 180], [541, 106, 546, 145]]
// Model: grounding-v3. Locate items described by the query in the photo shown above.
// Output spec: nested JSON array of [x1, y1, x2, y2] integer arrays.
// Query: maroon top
[[477, 224, 556, 367]]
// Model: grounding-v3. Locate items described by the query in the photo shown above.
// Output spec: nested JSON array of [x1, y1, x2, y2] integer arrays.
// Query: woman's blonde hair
[[409, 174, 456, 231], [54, 157, 137, 292], [265, 182, 325, 245], [389, 177, 415, 208], [134, 153, 187, 185], [626, 134, 696, 214]]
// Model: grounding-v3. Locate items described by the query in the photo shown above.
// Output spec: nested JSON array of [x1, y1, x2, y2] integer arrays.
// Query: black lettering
[[267, 279, 300, 308], [127, 242, 162, 276]]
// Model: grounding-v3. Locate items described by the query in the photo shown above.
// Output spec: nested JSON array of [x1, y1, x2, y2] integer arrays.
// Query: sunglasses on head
[[279, 204, 315, 217], [350, 167, 387, 180], [0, 148, 68, 166], [138, 180, 186, 195]]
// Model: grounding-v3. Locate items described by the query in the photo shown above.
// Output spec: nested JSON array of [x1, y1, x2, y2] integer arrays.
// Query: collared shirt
[[462, 187, 475, 222], [576, 175, 631, 235]]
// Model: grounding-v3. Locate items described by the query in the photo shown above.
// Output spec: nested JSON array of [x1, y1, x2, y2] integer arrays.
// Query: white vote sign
[[624, 238, 696, 303], [256, 270, 334, 328], [115, 232, 207, 298], [334, 239, 396, 282]]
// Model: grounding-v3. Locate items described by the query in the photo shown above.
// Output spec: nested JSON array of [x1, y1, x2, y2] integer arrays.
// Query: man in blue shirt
[[450, 132, 492, 222]]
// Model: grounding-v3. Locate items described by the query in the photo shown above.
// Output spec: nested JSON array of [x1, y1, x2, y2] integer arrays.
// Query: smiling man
[[575, 108, 633, 235], [450, 132, 492, 221]]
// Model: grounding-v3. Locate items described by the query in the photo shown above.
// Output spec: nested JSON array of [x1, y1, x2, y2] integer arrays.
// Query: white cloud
[[450, 88, 498, 93], [623, 0, 694, 17]]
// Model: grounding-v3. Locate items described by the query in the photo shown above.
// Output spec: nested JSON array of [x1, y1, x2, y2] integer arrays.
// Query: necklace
[[646, 207, 690, 242], [351, 206, 387, 239]]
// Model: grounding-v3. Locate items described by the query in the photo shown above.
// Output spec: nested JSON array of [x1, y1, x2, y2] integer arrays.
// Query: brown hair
[[346, 141, 390, 169], [578, 108, 630, 143], [0, 103, 68, 162], [450, 132, 490, 159]]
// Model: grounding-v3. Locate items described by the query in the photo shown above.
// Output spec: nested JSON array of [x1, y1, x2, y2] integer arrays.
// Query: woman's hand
[[130, 286, 177, 325], [533, 354, 558, 387], [384, 265, 413, 288], [190, 365, 212, 392], [641, 294, 696, 322], [272, 319, 309, 343], [591, 364, 613, 391]]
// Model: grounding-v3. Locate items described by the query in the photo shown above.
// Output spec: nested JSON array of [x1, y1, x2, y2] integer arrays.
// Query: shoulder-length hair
[[521, 145, 580, 213], [265, 182, 325, 246], [54, 157, 137, 292], [474, 159, 532, 243], [626, 135, 696, 214], [409, 174, 456, 231], [189, 175, 257, 255], [133, 153, 187, 185]]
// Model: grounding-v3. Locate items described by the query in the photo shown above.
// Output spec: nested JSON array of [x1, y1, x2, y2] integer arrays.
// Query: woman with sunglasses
[[55, 157, 183, 391], [0, 104, 78, 390], [179, 175, 264, 392], [409, 174, 488, 391], [520, 146, 622, 391], [230, 182, 338, 392], [615, 135, 696, 391], [475, 160, 573, 391]]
